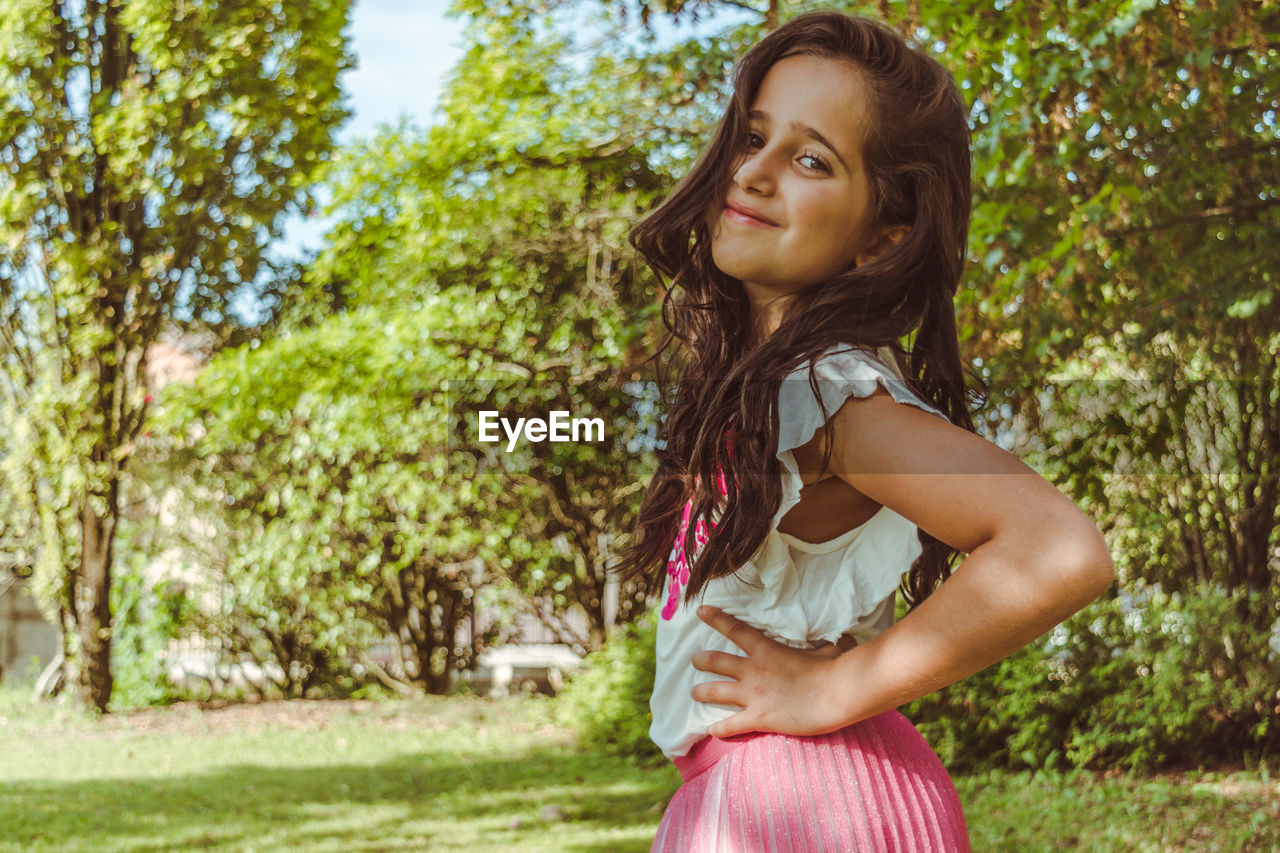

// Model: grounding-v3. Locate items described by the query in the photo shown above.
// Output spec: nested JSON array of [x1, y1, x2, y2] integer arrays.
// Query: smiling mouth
[[724, 202, 778, 227]]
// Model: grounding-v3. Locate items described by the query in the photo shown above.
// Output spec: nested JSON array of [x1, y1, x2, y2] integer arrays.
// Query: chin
[[709, 246, 758, 285], [712, 260, 761, 285]]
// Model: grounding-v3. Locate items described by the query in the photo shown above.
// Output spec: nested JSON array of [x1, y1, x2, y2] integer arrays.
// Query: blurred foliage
[[1023, 349, 1278, 599], [2, 0, 1268, 738], [107, 522, 192, 710], [0, 0, 353, 709], [903, 0, 1280, 606], [437, 0, 1280, 608], [555, 608, 665, 762], [529, 0, 1278, 765], [258, 6, 678, 650], [147, 303, 505, 695], [905, 582, 1280, 773], [569, 583, 1280, 772]]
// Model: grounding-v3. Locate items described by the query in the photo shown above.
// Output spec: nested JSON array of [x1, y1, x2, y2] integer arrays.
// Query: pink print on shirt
[[661, 462, 729, 620]]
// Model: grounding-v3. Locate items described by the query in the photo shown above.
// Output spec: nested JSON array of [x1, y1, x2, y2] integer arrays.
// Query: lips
[[724, 199, 779, 227]]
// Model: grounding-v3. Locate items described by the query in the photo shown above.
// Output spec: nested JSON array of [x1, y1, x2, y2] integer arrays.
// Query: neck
[[741, 281, 797, 346]]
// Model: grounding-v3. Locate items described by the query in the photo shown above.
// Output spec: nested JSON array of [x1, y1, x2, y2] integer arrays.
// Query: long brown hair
[[615, 11, 988, 609]]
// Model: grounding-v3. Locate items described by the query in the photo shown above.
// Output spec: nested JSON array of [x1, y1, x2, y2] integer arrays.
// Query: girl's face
[[708, 54, 886, 297]]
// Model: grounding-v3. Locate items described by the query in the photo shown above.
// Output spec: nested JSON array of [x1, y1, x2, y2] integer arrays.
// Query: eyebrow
[[748, 109, 851, 172]]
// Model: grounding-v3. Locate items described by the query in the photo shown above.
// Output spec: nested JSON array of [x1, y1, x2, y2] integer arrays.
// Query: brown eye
[[799, 153, 830, 173], [746, 131, 765, 149]]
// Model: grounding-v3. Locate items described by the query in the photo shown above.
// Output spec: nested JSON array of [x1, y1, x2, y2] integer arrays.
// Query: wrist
[[826, 640, 896, 727]]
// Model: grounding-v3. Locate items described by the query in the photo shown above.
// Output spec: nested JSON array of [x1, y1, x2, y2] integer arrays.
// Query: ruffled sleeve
[[772, 344, 950, 527]]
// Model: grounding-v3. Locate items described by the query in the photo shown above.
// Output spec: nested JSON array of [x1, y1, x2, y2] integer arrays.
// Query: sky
[[339, 0, 467, 140], [272, 0, 467, 262], [264, 0, 756, 295]]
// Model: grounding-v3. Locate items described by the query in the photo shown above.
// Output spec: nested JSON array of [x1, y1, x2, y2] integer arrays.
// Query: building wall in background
[[0, 581, 57, 685]]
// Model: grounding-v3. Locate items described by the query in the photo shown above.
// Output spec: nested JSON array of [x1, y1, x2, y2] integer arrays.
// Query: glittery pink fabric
[[653, 710, 971, 852]]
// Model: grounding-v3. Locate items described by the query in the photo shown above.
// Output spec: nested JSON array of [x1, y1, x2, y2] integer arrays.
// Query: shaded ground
[[0, 694, 672, 852], [0, 693, 1275, 851]]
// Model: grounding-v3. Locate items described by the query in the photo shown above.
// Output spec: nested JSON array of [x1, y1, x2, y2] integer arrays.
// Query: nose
[[732, 148, 776, 195]]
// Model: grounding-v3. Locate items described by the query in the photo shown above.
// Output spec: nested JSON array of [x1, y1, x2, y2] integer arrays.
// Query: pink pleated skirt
[[652, 709, 970, 852]]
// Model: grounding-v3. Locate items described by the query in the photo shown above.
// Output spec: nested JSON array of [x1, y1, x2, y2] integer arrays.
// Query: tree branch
[[1108, 198, 1280, 239]]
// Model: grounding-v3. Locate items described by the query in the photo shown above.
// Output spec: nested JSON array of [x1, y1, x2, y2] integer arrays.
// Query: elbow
[[1025, 523, 1115, 601], [1064, 530, 1116, 598], [1083, 551, 1117, 596]]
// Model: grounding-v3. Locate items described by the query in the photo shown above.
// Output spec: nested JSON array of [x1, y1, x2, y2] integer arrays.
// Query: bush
[[555, 582, 1280, 775], [905, 582, 1280, 773], [555, 609, 663, 763], [109, 555, 194, 709]]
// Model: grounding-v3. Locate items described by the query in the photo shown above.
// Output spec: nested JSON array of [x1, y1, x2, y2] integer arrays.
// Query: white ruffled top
[[648, 344, 952, 759]]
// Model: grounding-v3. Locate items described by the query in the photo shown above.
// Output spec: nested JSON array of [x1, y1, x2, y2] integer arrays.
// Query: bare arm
[[691, 387, 1115, 737]]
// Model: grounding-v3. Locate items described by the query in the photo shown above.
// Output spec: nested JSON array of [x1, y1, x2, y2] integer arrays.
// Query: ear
[[855, 225, 909, 266]]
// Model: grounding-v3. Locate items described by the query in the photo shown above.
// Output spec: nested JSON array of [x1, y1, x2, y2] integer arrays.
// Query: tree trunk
[[75, 484, 118, 712], [33, 644, 66, 701]]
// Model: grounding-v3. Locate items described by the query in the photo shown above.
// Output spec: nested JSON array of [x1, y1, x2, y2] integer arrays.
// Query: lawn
[[0, 689, 1275, 851]]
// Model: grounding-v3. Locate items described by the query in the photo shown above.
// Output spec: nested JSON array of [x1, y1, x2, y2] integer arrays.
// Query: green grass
[[958, 766, 1278, 852], [0, 688, 1275, 851]]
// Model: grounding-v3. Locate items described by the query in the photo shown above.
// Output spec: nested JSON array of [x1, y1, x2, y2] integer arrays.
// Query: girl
[[615, 10, 1116, 852]]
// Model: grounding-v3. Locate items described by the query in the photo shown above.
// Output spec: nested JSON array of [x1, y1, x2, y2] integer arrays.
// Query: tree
[[567, 0, 1280, 606], [903, 0, 1279, 602], [286, 5, 678, 649], [0, 0, 352, 710], [151, 304, 519, 695]]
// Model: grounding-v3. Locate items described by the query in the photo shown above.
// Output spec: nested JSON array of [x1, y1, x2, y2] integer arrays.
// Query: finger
[[690, 650, 747, 678], [708, 711, 761, 740], [690, 679, 743, 707], [696, 606, 765, 653]]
